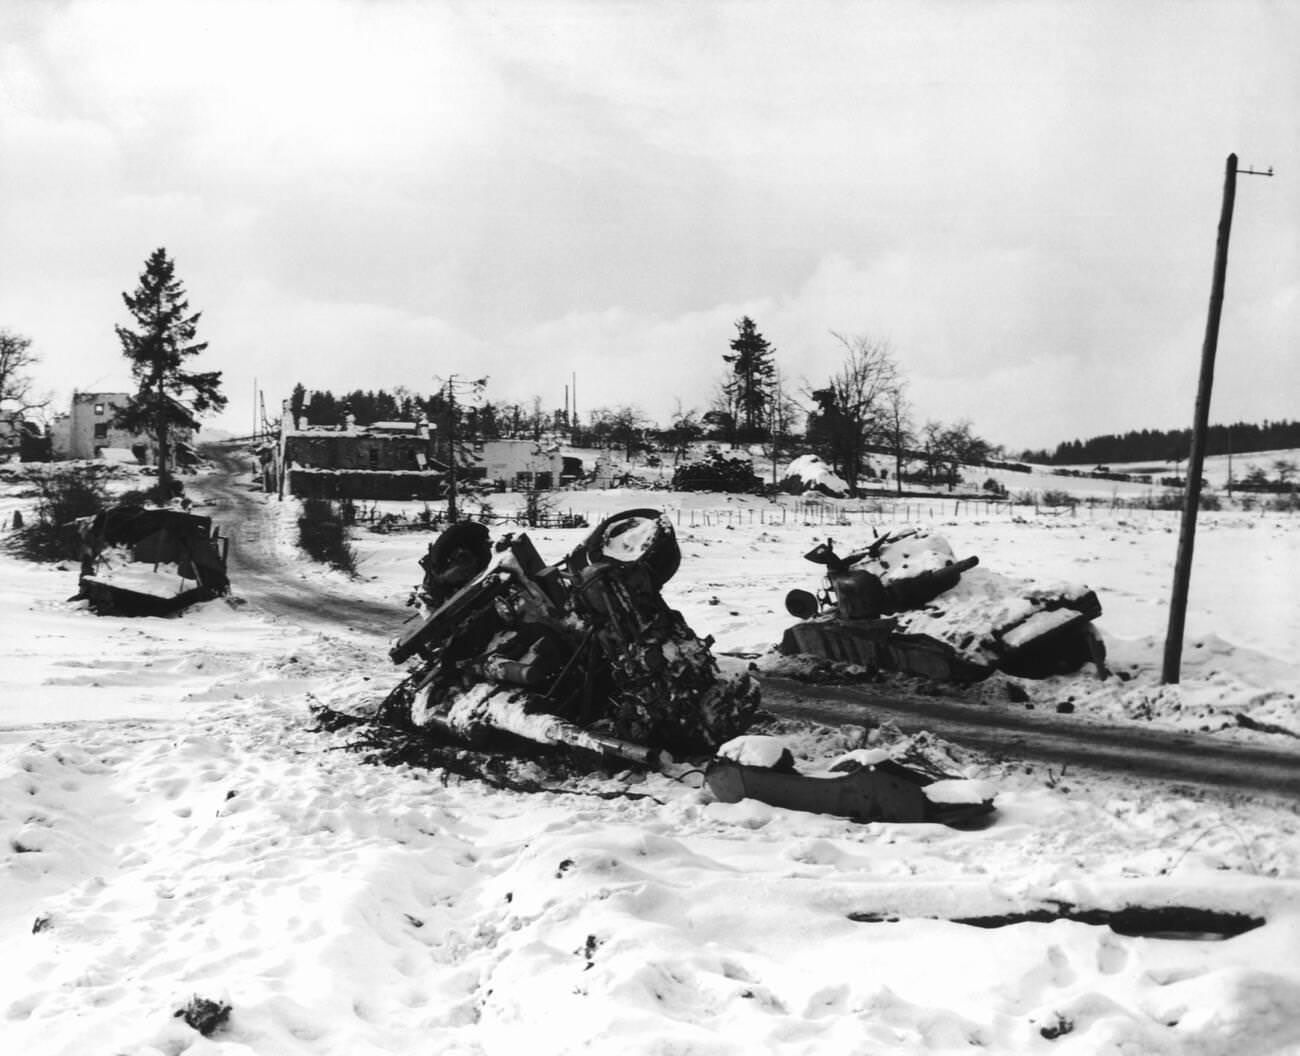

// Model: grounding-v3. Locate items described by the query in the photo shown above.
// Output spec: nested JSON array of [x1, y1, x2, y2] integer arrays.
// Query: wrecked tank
[[381, 509, 763, 764], [780, 528, 1105, 681], [75, 506, 230, 616]]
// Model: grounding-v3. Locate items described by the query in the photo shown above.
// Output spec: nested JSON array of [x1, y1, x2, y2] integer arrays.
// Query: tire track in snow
[[760, 675, 1300, 798]]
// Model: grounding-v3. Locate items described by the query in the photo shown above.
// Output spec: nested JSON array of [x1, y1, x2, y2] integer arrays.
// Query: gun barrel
[[390, 572, 508, 664]]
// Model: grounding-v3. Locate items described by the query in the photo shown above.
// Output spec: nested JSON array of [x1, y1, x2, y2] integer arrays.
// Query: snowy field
[[2, 459, 1299, 1055]]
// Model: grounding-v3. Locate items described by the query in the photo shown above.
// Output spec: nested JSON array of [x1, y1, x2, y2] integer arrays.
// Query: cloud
[[2, 0, 1296, 453]]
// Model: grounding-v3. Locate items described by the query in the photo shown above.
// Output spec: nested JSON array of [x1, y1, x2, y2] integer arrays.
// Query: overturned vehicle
[[781, 528, 1106, 681], [75, 506, 230, 616], [377, 511, 995, 825], [382, 509, 763, 764]]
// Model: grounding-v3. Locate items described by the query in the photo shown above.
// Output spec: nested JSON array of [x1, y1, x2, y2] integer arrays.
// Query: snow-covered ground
[[602, 442, 1300, 506], [2, 458, 1299, 1055]]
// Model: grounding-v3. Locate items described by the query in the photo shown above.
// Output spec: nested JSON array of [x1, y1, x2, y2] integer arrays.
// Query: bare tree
[[0, 329, 48, 419], [807, 333, 903, 493], [922, 418, 990, 490], [706, 378, 740, 446], [589, 405, 650, 460], [883, 382, 914, 495], [920, 419, 946, 484], [530, 395, 546, 441], [664, 399, 703, 464]]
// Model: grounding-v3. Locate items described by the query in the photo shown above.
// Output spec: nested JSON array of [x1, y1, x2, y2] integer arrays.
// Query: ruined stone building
[[284, 420, 438, 473], [278, 417, 448, 499], [275, 412, 571, 500]]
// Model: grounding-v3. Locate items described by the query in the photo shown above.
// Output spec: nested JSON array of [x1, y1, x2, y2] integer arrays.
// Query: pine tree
[[723, 317, 776, 442], [115, 248, 226, 496], [289, 383, 307, 425]]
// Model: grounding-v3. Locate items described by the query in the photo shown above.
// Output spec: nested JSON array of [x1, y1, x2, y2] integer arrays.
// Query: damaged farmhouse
[[34, 391, 199, 468], [270, 403, 569, 501]]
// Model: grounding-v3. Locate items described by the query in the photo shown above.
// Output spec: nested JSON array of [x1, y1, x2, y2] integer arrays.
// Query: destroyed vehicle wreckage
[[705, 736, 995, 827], [781, 528, 1106, 681], [382, 509, 763, 763], [75, 506, 230, 616], [378, 511, 995, 826]]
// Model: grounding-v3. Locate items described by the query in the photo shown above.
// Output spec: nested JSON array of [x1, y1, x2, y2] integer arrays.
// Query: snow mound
[[716, 735, 795, 769], [781, 454, 849, 496], [923, 778, 998, 804], [826, 747, 893, 770]]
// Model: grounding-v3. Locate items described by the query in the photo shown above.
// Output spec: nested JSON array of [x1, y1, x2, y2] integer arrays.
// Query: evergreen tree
[[723, 317, 776, 441], [307, 390, 342, 426], [289, 383, 307, 425], [115, 248, 225, 495]]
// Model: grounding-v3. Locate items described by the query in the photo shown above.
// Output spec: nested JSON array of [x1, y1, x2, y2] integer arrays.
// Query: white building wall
[[64, 393, 138, 459], [475, 440, 563, 485]]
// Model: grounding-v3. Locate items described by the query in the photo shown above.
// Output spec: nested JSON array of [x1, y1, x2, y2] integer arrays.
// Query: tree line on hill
[[1023, 420, 1300, 467]]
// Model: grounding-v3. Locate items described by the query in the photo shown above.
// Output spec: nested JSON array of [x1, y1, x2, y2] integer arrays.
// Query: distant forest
[[289, 384, 1299, 473], [291, 385, 443, 427], [1024, 420, 1300, 466]]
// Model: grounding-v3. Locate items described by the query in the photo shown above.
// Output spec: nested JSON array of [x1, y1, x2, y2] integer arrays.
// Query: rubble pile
[[382, 509, 762, 762]]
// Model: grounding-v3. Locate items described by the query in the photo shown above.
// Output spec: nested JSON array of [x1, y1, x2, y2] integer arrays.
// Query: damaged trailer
[[780, 528, 1107, 682], [377, 510, 995, 825], [74, 506, 230, 616]]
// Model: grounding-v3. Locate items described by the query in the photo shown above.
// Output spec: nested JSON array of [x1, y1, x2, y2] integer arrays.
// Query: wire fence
[[341, 490, 1298, 536], [666, 496, 1295, 530]]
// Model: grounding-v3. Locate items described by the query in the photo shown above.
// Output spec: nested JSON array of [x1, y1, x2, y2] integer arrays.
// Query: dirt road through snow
[[200, 448, 408, 640], [760, 675, 1300, 798]]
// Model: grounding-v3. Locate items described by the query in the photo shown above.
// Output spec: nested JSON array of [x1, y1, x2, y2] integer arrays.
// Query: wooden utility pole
[[1162, 153, 1271, 683], [445, 375, 459, 523]]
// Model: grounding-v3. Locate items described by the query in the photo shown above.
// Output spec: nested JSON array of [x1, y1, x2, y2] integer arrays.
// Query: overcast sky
[[2, 0, 1296, 452]]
